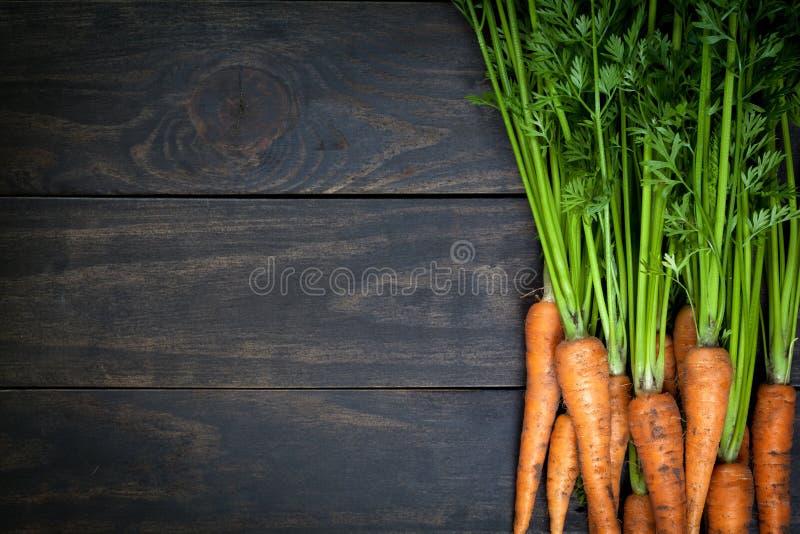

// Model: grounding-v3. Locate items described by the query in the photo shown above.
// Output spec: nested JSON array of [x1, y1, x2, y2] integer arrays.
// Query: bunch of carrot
[[457, 0, 799, 532]]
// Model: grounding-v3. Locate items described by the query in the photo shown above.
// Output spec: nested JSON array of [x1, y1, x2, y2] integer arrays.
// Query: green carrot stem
[[768, 112, 800, 385], [628, 442, 647, 496]]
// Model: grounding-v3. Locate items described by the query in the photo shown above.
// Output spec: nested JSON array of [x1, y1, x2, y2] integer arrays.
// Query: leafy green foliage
[[456, 0, 800, 452]]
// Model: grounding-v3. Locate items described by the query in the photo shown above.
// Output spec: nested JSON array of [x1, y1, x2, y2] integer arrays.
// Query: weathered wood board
[[0, 2, 518, 195], [0, 197, 540, 388], [1, 389, 797, 533], [0, 389, 583, 533], [0, 1, 799, 533]]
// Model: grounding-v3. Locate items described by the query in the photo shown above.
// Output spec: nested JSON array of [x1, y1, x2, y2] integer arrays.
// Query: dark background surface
[[0, 2, 798, 532]]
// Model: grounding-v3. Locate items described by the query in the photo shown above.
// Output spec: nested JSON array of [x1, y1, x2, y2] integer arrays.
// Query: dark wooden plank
[[0, 197, 541, 388], [2, 388, 799, 533], [0, 389, 592, 533], [1, 197, 797, 388], [0, 1, 518, 195]]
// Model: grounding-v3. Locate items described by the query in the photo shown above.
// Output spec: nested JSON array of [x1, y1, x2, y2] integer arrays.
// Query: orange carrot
[[683, 346, 733, 534], [623, 493, 656, 534], [628, 392, 685, 533], [706, 462, 754, 534], [736, 426, 749, 466], [513, 301, 563, 534], [752, 384, 795, 534], [546, 414, 579, 534], [609, 374, 631, 510], [672, 305, 696, 393], [660, 334, 677, 397], [555, 336, 619, 534]]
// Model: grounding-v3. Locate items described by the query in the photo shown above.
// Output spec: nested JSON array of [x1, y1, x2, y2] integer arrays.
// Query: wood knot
[[188, 66, 295, 157]]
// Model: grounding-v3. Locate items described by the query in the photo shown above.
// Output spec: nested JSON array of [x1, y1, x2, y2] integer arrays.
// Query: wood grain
[[0, 389, 595, 533], [0, 1, 519, 195], [0, 197, 542, 388], [2, 388, 798, 533]]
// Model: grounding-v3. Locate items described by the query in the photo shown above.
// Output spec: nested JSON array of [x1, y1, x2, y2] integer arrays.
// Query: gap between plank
[[0, 193, 526, 200], [0, 385, 527, 392]]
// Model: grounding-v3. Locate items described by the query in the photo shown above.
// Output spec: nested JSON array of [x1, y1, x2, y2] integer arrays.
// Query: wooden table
[[1, 2, 798, 532]]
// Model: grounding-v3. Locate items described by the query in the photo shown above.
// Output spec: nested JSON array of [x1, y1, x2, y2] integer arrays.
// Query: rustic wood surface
[[0, 1, 519, 195], [0, 197, 540, 388], [1, 197, 797, 389], [0, 389, 590, 534], [1, 389, 797, 533], [0, 1, 799, 533]]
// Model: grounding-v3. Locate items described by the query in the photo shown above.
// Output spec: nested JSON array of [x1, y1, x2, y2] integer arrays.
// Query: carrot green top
[[457, 0, 639, 381], [652, 1, 800, 460]]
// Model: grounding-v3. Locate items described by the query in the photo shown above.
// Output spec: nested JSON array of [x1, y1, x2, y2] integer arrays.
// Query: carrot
[[555, 336, 619, 534], [735, 426, 749, 466], [672, 305, 695, 393], [623, 493, 656, 534], [683, 346, 733, 534], [513, 300, 563, 534], [706, 462, 754, 534], [660, 334, 677, 397], [752, 384, 795, 534], [546, 414, 579, 534], [628, 392, 685, 533], [609, 374, 631, 510]]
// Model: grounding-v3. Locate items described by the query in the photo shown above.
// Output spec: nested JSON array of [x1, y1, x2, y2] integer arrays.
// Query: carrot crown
[[456, 0, 635, 367], [766, 111, 800, 386], [655, 1, 800, 461]]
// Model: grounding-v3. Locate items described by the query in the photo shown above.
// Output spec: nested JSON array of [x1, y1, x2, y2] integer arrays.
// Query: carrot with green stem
[[656, 4, 747, 531], [754, 11, 800, 525], [656, 3, 800, 531], [754, 89, 800, 534], [713, 2, 790, 469], [457, 1, 619, 531], [704, 5, 798, 528], [626, 133, 686, 533], [553, 0, 636, 513], [622, 3, 689, 530]]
